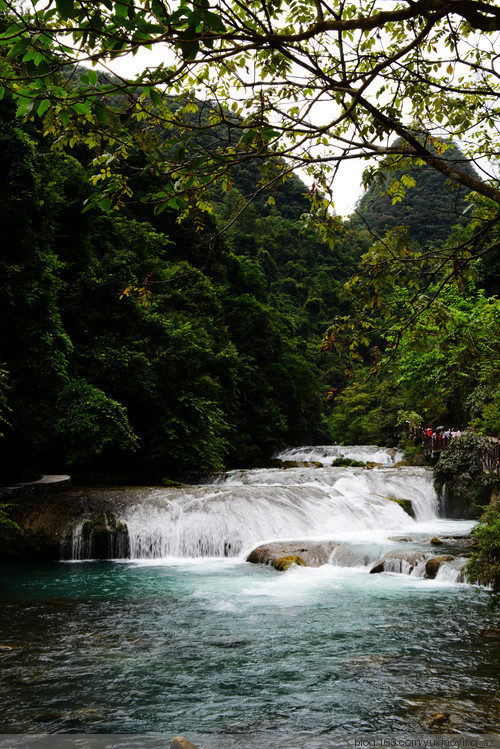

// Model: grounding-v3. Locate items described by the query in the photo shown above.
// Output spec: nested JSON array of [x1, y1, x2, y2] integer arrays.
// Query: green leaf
[[72, 101, 91, 115], [56, 0, 75, 20], [6, 39, 29, 60], [149, 87, 162, 106], [99, 197, 113, 211], [203, 11, 226, 33], [94, 100, 109, 123], [114, 1, 128, 18], [37, 99, 51, 117]]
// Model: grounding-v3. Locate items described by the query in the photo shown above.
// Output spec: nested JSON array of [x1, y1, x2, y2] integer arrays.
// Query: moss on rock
[[273, 555, 307, 571]]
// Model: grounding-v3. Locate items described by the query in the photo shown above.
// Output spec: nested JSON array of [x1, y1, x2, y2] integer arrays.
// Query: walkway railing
[[406, 426, 500, 474]]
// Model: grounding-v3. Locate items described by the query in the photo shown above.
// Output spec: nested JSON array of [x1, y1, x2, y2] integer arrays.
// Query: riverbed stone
[[480, 627, 500, 638], [426, 711, 450, 729], [424, 555, 456, 579], [170, 737, 201, 749], [246, 540, 339, 568]]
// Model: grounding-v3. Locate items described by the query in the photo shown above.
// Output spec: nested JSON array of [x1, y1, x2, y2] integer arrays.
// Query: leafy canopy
[[0, 0, 500, 217]]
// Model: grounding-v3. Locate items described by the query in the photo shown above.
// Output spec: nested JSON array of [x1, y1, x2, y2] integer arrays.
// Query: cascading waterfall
[[276, 444, 403, 465], [116, 446, 439, 560], [66, 445, 470, 583]]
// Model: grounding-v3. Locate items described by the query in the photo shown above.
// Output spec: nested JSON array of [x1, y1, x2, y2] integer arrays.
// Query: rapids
[[1, 446, 498, 742], [114, 447, 438, 561]]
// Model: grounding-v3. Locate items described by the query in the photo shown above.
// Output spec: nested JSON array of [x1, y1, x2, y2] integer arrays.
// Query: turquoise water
[[1, 558, 499, 739], [2, 451, 500, 743]]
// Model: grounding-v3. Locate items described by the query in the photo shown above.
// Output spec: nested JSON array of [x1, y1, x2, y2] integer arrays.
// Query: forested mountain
[[326, 148, 500, 445], [2, 66, 500, 485], [352, 140, 480, 247], [0, 95, 349, 481]]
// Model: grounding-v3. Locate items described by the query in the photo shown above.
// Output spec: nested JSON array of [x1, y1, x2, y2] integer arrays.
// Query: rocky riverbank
[[0, 485, 132, 561]]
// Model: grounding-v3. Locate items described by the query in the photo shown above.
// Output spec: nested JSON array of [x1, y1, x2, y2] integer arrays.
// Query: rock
[[386, 497, 415, 518], [480, 627, 500, 638], [426, 711, 450, 729], [67, 707, 107, 723], [430, 537, 442, 545], [0, 487, 133, 561], [246, 540, 338, 568], [370, 549, 429, 575], [33, 711, 64, 723], [424, 555, 456, 579], [273, 555, 307, 571], [170, 738, 201, 749]]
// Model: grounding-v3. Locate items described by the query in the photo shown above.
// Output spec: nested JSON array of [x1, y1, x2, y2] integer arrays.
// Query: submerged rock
[[426, 711, 450, 729], [370, 549, 429, 574], [170, 738, 201, 749], [386, 497, 415, 518], [67, 707, 107, 724], [433, 533, 474, 547], [246, 540, 338, 568], [480, 627, 500, 638]]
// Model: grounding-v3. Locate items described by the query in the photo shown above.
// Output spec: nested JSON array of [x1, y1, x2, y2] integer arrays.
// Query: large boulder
[[246, 540, 338, 569]]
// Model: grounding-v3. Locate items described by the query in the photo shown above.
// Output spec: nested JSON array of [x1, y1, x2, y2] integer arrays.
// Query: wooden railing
[[406, 426, 500, 474]]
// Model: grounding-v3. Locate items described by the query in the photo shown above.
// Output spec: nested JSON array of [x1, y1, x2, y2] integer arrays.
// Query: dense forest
[[0, 90, 363, 481], [1, 80, 500, 485]]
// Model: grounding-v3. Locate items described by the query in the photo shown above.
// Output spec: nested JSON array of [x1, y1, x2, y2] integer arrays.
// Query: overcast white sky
[[101, 47, 368, 217]]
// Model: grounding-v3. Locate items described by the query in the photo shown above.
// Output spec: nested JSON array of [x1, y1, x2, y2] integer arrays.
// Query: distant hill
[[352, 140, 481, 247]]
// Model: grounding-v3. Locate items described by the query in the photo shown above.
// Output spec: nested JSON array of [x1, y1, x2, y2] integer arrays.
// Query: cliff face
[[0, 486, 131, 561], [438, 483, 495, 520]]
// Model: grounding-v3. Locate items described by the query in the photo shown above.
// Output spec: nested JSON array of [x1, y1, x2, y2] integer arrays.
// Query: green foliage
[[396, 288, 500, 427], [353, 141, 479, 248], [331, 457, 365, 468], [433, 431, 488, 501], [466, 501, 500, 597], [471, 389, 500, 438], [0, 367, 10, 436], [396, 410, 423, 427], [0, 92, 334, 477], [0, 503, 20, 536], [328, 369, 403, 446], [55, 379, 138, 468], [1, 0, 498, 222]]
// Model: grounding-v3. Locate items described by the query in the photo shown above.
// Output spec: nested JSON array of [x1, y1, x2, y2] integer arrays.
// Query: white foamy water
[[120, 448, 438, 559], [275, 444, 403, 465]]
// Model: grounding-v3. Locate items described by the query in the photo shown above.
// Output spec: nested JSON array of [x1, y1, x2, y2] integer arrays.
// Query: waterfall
[[276, 444, 403, 465], [118, 447, 439, 560]]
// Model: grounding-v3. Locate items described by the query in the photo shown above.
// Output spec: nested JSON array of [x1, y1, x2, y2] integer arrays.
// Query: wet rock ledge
[[246, 540, 338, 570], [0, 485, 133, 561]]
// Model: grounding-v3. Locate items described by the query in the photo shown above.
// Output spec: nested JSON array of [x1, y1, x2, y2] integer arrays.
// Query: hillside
[[352, 140, 481, 247]]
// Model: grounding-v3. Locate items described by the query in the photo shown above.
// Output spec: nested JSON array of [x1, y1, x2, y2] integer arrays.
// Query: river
[[1, 446, 499, 745]]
